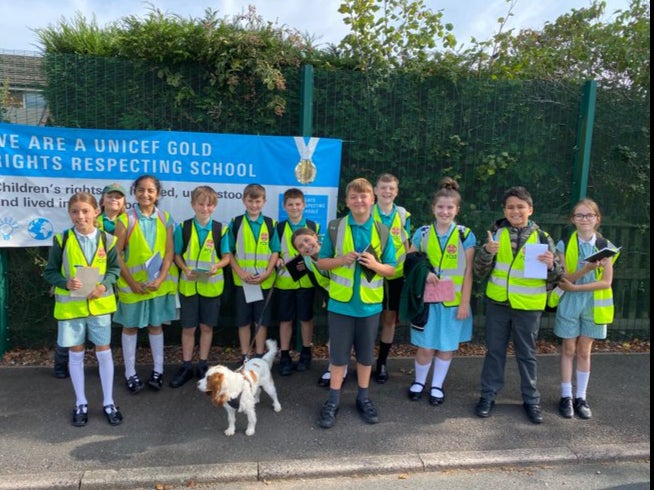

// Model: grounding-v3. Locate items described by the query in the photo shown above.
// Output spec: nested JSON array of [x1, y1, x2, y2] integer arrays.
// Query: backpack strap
[[181, 219, 193, 255], [182, 219, 222, 258], [328, 217, 388, 254], [59, 228, 70, 251]]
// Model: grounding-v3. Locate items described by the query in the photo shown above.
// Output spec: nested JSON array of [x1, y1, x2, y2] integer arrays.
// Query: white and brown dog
[[197, 339, 282, 436]]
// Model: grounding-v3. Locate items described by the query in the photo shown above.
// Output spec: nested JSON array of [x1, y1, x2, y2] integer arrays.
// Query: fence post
[[0, 249, 8, 355], [299, 64, 314, 137], [571, 80, 597, 202]]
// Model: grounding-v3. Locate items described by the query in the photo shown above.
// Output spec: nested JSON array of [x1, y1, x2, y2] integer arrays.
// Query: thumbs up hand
[[484, 230, 499, 255]]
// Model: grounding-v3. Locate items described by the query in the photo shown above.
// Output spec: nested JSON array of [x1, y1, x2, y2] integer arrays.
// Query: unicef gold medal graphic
[[295, 158, 317, 184]]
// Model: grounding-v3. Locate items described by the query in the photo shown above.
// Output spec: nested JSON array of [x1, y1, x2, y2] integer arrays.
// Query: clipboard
[[285, 254, 308, 281]]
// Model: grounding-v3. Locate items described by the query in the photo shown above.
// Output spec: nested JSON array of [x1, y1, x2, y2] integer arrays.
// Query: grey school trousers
[[479, 300, 542, 405]]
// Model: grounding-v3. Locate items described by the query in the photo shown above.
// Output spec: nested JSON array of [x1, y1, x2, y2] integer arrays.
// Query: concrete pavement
[[0, 353, 649, 489]]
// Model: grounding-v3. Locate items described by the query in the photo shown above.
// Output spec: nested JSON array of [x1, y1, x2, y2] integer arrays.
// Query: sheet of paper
[[70, 266, 100, 297], [524, 243, 548, 279], [145, 252, 163, 282], [242, 282, 264, 303]]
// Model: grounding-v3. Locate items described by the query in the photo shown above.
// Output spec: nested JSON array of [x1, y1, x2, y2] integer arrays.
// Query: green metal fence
[[1, 54, 649, 351]]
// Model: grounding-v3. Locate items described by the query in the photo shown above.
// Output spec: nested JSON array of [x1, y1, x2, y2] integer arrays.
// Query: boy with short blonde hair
[[170, 186, 231, 387], [315, 177, 397, 429]]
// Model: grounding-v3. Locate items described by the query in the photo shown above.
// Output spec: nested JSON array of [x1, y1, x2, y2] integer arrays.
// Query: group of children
[[46, 173, 619, 430]]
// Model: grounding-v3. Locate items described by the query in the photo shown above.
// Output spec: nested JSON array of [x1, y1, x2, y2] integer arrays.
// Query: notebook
[[285, 254, 308, 281]]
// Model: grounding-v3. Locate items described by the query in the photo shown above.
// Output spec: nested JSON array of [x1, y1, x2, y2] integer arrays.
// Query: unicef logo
[[27, 218, 54, 241]]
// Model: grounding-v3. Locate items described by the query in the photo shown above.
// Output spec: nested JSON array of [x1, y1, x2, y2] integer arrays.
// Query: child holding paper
[[227, 183, 280, 363], [554, 198, 619, 420], [474, 186, 562, 424], [113, 174, 177, 394], [406, 177, 476, 406], [169, 186, 231, 387], [44, 192, 123, 426]]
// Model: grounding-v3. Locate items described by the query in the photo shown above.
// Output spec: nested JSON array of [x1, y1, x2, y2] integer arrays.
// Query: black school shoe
[[278, 356, 293, 376], [147, 371, 164, 390], [356, 398, 379, 424], [103, 404, 123, 426], [318, 401, 339, 429], [374, 362, 389, 384], [295, 351, 312, 372], [169, 365, 194, 388], [54, 362, 69, 379], [125, 374, 144, 394], [71, 404, 88, 427]]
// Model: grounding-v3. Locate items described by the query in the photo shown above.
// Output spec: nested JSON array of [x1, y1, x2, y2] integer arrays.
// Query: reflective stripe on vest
[[53, 230, 117, 319], [116, 209, 178, 303], [329, 216, 384, 304], [178, 222, 225, 297], [421, 224, 467, 306], [373, 205, 408, 279], [233, 217, 276, 288], [563, 231, 616, 324], [486, 228, 547, 310]]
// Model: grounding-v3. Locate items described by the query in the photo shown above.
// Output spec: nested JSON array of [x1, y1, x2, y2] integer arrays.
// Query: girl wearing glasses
[[554, 198, 619, 420]]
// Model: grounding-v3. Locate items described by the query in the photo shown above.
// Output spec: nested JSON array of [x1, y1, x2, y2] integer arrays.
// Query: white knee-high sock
[[411, 358, 432, 392], [561, 382, 573, 398], [431, 358, 452, 389], [576, 370, 590, 400], [96, 349, 115, 407], [149, 332, 164, 374], [69, 350, 87, 407], [122, 333, 137, 379], [431, 358, 452, 396]]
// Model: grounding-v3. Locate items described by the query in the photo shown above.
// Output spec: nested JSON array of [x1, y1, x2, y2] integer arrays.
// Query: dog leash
[[240, 281, 276, 369]]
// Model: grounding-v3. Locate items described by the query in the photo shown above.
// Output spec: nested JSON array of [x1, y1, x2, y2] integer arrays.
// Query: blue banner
[[0, 123, 342, 247]]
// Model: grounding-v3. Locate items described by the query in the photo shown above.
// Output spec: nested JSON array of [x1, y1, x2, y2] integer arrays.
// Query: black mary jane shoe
[[429, 387, 445, 406], [408, 382, 425, 401]]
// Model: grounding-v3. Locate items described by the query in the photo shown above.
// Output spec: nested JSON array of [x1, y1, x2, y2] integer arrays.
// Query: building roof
[[0, 52, 45, 89]]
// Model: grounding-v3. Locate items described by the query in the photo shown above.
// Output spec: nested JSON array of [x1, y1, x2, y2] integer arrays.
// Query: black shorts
[[179, 294, 221, 328], [327, 311, 380, 366], [383, 277, 404, 311], [275, 288, 315, 322], [234, 286, 274, 327]]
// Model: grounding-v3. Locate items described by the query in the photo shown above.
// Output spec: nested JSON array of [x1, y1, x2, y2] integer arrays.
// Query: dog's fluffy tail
[[263, 339, 278, 368]]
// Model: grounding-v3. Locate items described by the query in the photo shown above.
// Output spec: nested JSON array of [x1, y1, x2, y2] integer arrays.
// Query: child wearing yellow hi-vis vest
[[44, 192, 123, 427], [113, 174, 178, 395], [553, 198, 619, 421], [169, 186, 231, 388]]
